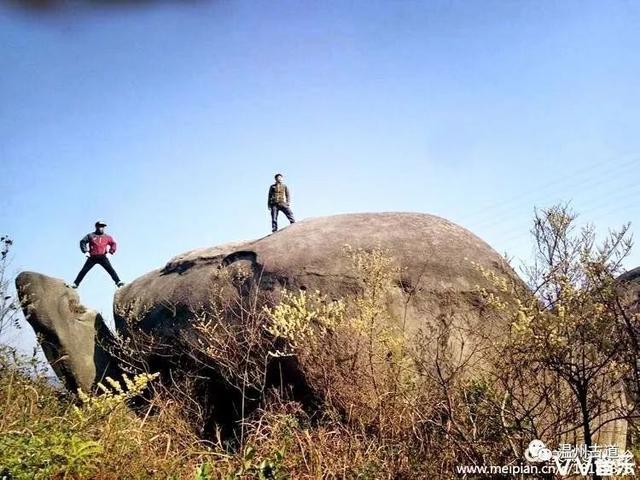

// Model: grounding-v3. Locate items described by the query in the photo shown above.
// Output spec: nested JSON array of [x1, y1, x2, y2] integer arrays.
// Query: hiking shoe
[[70, 283, 78, 289], [116, 281, 125, 287]]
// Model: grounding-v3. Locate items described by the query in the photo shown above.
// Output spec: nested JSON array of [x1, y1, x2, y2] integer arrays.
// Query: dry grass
[[0, 346, 210, 479]]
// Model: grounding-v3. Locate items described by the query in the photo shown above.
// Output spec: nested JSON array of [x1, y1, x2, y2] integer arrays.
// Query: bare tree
[[0, 236, 20, 340], [474, 204, 637, 479]]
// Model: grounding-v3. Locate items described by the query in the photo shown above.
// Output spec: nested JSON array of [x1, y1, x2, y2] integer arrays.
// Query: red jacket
[[80, 232, 117, 256]]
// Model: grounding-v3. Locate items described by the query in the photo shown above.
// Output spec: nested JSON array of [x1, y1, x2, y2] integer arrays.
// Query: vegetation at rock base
[[1, 204, 640, 479]]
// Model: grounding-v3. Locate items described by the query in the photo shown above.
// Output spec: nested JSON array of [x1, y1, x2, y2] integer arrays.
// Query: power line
[[449, 183, 640, 263], [456, 175, 639, 234], [461, 157, 640, 227]]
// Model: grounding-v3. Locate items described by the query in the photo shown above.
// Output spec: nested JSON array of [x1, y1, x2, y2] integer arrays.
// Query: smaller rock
[[15, 272, 118, 393]]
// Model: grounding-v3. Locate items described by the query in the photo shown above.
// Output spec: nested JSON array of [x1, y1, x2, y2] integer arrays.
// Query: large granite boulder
[[109, 212, 520, 435], [115, 212, 513, 339]]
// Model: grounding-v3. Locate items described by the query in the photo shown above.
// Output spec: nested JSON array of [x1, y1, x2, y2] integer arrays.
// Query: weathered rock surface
[[115, 212, 514, 342], [15, 272, 118, 393]]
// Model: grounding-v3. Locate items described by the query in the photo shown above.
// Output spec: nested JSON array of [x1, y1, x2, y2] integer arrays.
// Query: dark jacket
[[268, 183, 290, 207], [80, 232, 117, 256]]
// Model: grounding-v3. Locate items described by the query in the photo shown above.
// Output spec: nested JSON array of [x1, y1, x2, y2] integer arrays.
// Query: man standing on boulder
[[268, 173, 295, 233], [70, 221, 124, 288]]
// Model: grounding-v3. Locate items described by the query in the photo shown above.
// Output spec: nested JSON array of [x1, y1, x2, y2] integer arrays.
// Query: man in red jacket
[[70, 221, 124, 288]]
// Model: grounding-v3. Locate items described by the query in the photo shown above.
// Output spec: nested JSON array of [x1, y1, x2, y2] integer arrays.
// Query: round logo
[[525, 439, 552, 462]]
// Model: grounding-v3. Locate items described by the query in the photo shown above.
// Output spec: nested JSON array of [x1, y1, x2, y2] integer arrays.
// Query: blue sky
[[1, 0, 639, 352]]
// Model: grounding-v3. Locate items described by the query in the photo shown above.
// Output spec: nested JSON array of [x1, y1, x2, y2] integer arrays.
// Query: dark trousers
[[74, 255, 121, 285], [271, 204, 295, 231]]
